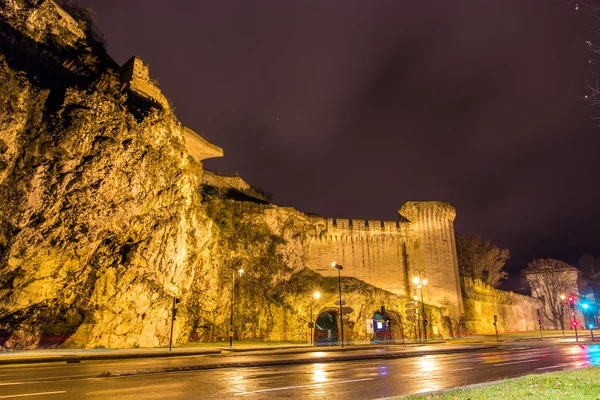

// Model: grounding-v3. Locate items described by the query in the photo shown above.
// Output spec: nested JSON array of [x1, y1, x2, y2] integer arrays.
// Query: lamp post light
[[412, 269, 428, 343], [310, 291, 321, 346], [229, 268, 244, 348], [413, 294, 421, 342], [332, 262, 345, 347]]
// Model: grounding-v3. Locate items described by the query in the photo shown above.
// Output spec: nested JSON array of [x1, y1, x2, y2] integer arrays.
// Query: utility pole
[[332, 262, 344, 347], [169, 296, 179, 351]]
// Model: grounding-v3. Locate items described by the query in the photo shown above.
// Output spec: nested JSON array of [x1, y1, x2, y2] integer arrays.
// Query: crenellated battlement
[[319, 217, 402, 234], [305, 201, 464, 320]]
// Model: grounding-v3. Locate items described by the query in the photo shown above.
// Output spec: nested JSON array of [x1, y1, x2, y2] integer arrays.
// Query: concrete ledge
[[0, 348, 221, 365]]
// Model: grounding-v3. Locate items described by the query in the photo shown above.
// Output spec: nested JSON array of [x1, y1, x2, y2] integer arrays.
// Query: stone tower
[[398, 202, 464, 319]]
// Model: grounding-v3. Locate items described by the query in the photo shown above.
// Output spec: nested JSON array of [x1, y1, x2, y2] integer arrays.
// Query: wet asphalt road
[[1, 344, 599, 399]]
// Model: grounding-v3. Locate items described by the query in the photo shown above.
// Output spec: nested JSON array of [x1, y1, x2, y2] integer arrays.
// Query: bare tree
[[456, 235, 509, 288], [523, 258, 579, 329]]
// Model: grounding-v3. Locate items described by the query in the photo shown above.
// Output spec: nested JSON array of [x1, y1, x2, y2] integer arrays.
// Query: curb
[[0, 349, 222, 365], [0, 342, 441, 365], [105, 346, 499, 377]]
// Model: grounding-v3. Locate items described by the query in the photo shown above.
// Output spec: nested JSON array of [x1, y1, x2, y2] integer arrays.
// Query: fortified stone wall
[[398, 202, 464, 319], [462, 278, 542, 333], [307, 217, 407, 296], [120, 56, 170, 110], [306, 201, 464, 322]]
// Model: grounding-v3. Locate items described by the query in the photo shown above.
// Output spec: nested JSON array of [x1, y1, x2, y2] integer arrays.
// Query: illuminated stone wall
[[462, 278, 542, 333], [306, 201, 464, 323]]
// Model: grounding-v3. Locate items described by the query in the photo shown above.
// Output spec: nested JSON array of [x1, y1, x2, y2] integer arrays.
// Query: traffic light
[[572, 320, 578, 327], [568, 296, 575, 311], [582, 303, 589, 310]]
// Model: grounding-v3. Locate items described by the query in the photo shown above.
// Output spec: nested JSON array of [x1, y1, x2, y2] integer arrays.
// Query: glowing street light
[[332, 262, 345, 347], [310, 291, 321, 346], [413, 269, 428, 343], [229, 268, 244, 348]]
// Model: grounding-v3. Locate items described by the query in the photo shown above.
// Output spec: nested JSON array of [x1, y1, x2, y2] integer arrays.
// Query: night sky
[[79, 0, 600, 290]]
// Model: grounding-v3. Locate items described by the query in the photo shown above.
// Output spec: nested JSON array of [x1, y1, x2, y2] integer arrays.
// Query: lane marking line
[[493, 359, 540, 367], [536, 363, 570, 371], [0, 391, 66, 399], [0, 374, 95, 384], [234, 377, 374, 396]]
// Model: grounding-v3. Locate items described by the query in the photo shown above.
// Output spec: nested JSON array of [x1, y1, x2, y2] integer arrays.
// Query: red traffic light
[[572, 321, 578, 327], [568, 296, 575, 303]]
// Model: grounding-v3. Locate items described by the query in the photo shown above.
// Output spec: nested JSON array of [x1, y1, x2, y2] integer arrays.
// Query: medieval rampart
[[306, 201, 464, 321], [462, 278, 542, 333]]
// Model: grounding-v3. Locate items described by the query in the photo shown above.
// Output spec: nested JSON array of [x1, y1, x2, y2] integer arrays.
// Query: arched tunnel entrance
[[314, 308, 340, 346], [370, 308, 404, 344]]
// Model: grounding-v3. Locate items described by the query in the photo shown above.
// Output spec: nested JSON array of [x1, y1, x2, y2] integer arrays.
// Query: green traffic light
[[582, 304, 589, 309]]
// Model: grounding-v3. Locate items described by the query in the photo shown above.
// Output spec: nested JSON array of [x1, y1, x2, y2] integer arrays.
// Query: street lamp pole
[[229, 268, 244, 348], [332, 262, 345, 348], [413, 295, 421, 342], [311, 291, 321, 346], [412, 269, 428, 343]]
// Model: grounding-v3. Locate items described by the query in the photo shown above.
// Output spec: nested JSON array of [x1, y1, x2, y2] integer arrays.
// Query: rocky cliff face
[[0, 0, 436, 349], [0, 0, 214, 348]]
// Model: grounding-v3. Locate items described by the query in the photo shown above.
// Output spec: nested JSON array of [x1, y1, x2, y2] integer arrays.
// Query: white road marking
[[493, 359, 540, 366], [234, 377, 374, 396], [0, 391, 66, 399], [0, 374, 95, 384], [535, 363, 570, 371]]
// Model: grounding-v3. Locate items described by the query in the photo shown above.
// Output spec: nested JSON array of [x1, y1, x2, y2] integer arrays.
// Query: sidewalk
[[0, 341, 474, 366]]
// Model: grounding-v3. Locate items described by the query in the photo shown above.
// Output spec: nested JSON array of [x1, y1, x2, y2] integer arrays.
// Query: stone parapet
[[120, 56, 170, 110]]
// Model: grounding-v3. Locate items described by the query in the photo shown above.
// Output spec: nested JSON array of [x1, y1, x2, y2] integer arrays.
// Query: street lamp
[[332, 262, 345, 347], [412, 269, 428, 343], [412, 294, 421, 342], [229, 268, 244, 348], [310, 291, 321, 346]]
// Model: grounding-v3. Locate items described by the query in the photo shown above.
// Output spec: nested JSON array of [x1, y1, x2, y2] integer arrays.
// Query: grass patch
[[403, 367, 600, 399]]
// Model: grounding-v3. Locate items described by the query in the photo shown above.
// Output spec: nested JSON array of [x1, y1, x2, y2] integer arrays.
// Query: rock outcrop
[[0, 0, 450, 349]]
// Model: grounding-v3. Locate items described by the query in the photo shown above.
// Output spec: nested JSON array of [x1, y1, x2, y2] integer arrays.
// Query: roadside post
[[493, 315, 499, 342], [536, 309, 543, 339], [169, 296, 180, 352]]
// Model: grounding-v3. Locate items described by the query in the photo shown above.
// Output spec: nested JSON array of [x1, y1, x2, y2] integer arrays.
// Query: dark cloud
[[80, 0, 600, 289]]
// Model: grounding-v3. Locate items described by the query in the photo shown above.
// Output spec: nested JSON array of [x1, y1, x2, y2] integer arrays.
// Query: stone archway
[[370, 309, 405, 344], [314, 308, 339, 346]]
